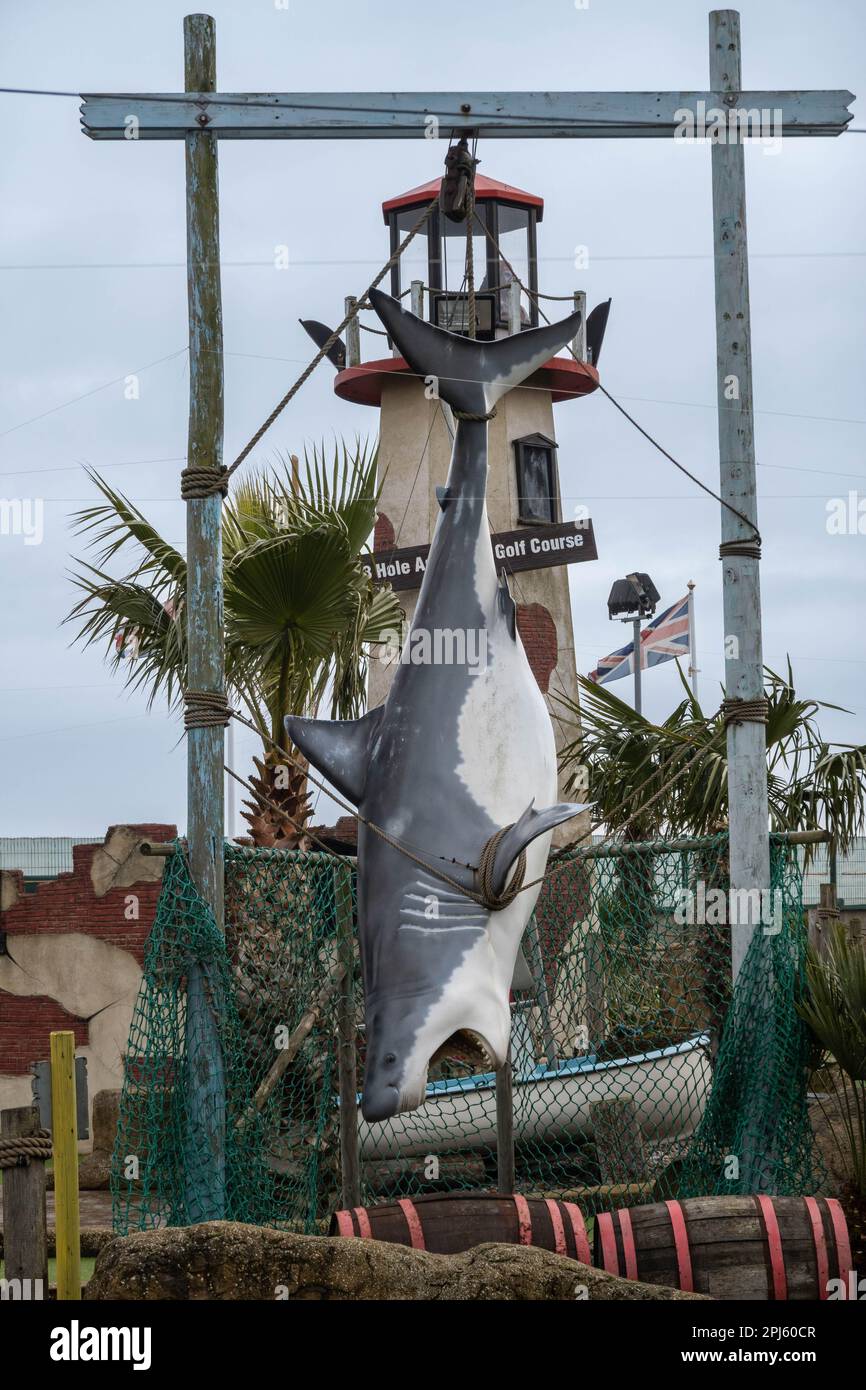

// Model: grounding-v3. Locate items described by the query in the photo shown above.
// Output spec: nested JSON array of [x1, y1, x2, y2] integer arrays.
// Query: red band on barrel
[[803, 1197, 829, 1299], [826, 1198, 853, 1293], [397, 1197, 425, 1250], [513, 1193, 533, 1245], [755, 1195, 787, 1300], [334, 1209, 355, 1238], [353, 1206, 373, 1239], [618, 1207, 638, 1281], [665, 1200, 694, 1292], [544, 1199, 566, 1256], [562, 1201, 591, 1265], [596, 1211, 619, 1275]]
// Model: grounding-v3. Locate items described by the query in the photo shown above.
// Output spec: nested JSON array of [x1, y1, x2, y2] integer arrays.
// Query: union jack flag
[[590, 594, 691, 685]]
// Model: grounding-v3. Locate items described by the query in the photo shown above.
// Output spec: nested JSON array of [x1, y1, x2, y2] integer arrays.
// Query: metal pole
[[183, 11, 226, 1221], [709, 11, 771, 984], [495, 1041, 515, 1194], [632, 616, 642, 715], [687, 580, 699, 699]]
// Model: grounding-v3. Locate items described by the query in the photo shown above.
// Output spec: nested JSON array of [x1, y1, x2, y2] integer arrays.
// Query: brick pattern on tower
[[516, 602, 559, 694]]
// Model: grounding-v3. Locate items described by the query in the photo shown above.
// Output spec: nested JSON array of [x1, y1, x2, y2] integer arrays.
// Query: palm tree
[[66, 441, 403, 846], [557, 662, 866, 854]]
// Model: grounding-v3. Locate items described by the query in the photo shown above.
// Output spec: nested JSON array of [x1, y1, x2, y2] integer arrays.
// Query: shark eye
[[384, 1053, 396, 1065]]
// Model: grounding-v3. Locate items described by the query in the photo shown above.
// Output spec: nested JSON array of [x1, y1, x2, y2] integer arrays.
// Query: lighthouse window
[[514, 434, 559, 525]]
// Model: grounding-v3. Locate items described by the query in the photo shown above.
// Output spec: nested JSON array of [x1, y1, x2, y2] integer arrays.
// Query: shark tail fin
[[368, 288, 581, 417]]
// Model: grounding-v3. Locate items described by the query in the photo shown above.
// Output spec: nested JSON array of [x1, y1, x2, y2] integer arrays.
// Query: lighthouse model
[[328, 170, 606, 847]]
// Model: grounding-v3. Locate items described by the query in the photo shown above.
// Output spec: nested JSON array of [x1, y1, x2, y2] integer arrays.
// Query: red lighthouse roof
[[382, 174, 544, 222]]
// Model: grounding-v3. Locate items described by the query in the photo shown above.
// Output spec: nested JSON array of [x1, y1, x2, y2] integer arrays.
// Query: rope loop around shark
[[286, 290, 590, 1123]]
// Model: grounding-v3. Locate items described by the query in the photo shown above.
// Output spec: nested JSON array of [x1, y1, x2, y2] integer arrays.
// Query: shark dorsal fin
[[285, 706, 384, 807]]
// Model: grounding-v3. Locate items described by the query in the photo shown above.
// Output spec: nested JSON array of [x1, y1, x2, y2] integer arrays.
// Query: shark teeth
[[431, 1027, 497, 1072]]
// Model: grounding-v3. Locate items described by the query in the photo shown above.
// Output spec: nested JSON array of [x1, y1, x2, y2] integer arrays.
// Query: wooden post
[[183, 11, 226, 1222], [410, 278, 424, 319], [335, 863, 361, 1208], [49, 1032, 80, 1301], [495, 1041, 515, 1194], [344, 295, 361, 366], [709, 10, 771, 983], [526, 915, 556, 1067], [572, 290, 587, 360], [0, 1106, 48, 1296]]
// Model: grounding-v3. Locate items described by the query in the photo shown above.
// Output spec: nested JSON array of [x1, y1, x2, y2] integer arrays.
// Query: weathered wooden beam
[[335, 864, 361, 1210], [709, 11, 771, 986], [495, 1042, 515, 1195], [0, 1106, 48, 1295], [79, 89, 854, 140], [182, 11, 226, 1224]]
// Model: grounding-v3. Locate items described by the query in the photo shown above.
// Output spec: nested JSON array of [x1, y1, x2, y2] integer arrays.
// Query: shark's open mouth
[[430, 1027, 497, 1073]]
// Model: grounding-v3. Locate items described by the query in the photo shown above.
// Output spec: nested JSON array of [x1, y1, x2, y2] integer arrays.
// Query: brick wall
[[516, 602, 559, 693], [0, 823, 176, 964], [1, 824, 175, 1081], [0, 995, 89, 1075]]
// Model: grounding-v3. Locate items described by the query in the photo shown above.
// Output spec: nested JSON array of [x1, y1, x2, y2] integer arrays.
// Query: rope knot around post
[[0, 1130, 53, 1170], [452, 406, 497, 422], [180, 465, 230, 500], [719, 538, 762, 561], [477, 825, 527, 911], [184, 689, 232, 731], [722, 696, 770, 728]]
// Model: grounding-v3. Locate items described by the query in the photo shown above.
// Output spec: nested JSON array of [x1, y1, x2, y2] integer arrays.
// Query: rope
[[466, 173, 477, 340], [225, 196, 438, 478], [180, 465, 229, 499], [722, 697, 769, 727], [0, 1131, 52, 1169], [452, 407, 497, 422], [227, 705, 722, 905], [720, 538, 762, 560], [476, 217, 762, 548], [477, 826, 526, 910], [184, 689, 232, 730]]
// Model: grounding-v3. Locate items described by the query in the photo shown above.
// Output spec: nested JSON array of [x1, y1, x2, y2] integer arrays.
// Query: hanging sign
[[362, 519, 598, 592]]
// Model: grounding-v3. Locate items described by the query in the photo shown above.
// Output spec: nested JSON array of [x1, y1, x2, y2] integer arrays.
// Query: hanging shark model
[[286, 290, 589, 1122]]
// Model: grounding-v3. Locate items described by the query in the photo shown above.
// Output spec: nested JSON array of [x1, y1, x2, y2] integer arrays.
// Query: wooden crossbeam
[[79, 89, 854, 140]]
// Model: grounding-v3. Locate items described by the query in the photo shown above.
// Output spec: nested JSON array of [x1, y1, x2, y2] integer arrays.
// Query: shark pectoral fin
[[284, 706, 384, 806], [435, 485, 453, 511], [510, 944, 535, 992], [490, 799, 592, 898]]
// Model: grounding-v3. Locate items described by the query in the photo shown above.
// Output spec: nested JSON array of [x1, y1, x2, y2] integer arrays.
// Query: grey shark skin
[[287, 290, 589, 1122]]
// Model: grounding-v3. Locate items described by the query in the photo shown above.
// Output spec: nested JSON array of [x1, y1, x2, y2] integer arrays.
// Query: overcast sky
[[1, 0, 864, 839]]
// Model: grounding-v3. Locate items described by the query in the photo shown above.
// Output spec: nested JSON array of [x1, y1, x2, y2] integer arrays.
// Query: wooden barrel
[[330, 1192, 592, 1261], [594, 1196, 853, 1300]]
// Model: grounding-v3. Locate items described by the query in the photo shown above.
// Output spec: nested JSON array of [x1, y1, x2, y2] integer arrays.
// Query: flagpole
[[687, 580, 699, 700], [632, 616, 642, 715]]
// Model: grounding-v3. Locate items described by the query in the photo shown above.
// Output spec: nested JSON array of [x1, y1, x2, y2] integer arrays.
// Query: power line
[[0, 348, 187, 439], [0, 455, 186, 478]]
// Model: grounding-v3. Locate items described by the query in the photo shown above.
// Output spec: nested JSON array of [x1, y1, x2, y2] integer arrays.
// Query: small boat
[[358, 1033, 711, 1160]]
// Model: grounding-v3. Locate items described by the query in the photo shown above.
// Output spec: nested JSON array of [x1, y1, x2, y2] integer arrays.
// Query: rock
[[86, 1221, 707, 1301]]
